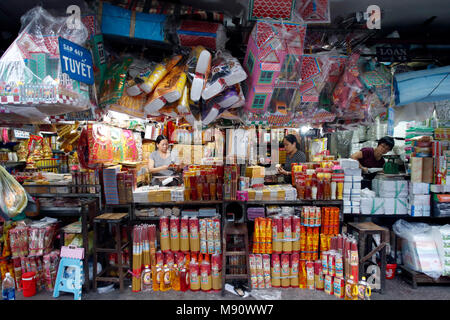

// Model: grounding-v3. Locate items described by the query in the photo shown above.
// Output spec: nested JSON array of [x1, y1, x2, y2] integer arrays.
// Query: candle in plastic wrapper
[[281, 253, 290, 288], [314, 260, 324, 290], [253, 218, 260, 254], [211, 254, 222, 291], [175, 251, 185, 268], [164, 251, 174, 267], [290, 252, 299, 287], [200, 260, 212, 292], [256, 254, 264, 288], [306, 261, 315, 290], [322, 251, 328, 276], [180, 216, 190, 252], [189, 218, 200, 253], [159, 217, 170, 252], [350, 240, 359, 280], [156, 251, 164, 267], [324, 275, 333, 295], [249, 254, 258, 289], [212, 217, 220, 242], [263, 254, 271, 288], [266, 218, 272, 254], [206, 219, 214, 254], [259, 218, 267, 253], [282, 216, 292, 253], [271, 254, 281, 287], [272, 216, 283, 254], [334, 277, 345, 298], [335, 253, 344, 278], [292, 216, 301, 252], [170, 216, 180, 252], [214, 240, 221, 255], [189, 260, 200, 291], [328, 250, 336, 277]]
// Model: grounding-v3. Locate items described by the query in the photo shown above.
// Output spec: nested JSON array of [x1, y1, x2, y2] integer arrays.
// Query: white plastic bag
[[393, 219, 443, 279], [0, 165, 28, 218]]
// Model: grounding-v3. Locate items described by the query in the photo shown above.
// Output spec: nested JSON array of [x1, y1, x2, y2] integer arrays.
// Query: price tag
[[13, 129, 30, 139]]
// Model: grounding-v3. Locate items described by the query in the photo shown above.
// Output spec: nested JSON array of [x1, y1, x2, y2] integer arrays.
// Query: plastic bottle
[[160, 264, 172, 291], [2, 273, 15, 300], [344, 275, 356, 300], [152, 266, 160, 291], [180, 267, 189, 292], [172, 264, 180, 291], [141, 265, 152, 292], [358, 276, 371, 300]]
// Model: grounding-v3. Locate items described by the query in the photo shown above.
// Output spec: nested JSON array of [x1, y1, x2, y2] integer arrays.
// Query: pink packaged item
[[60, 245, 84, 259]]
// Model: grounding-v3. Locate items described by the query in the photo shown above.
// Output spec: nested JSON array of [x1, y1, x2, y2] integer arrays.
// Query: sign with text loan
[[58, 37, 94, 85]]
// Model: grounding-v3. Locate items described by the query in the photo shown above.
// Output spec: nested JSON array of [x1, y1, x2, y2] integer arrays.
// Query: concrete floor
[[17, 276, 450, 300]]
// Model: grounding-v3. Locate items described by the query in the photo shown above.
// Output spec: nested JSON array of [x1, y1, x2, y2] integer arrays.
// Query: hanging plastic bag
[[144, 64, 187, 115], [177, 85, 197, 126], [202, 51, 247, 100], [99, 57, 134, 107], [186, 46, 212, 102], [332, 52, 364, 111], [0, 165, 28, 219], [0, 6, 91, 118]]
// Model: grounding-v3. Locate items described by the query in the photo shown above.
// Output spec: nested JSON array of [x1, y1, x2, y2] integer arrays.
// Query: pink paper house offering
[[243, 20, 306, 115], [249, 0, 294, 20], [295, 0, 330, 24]]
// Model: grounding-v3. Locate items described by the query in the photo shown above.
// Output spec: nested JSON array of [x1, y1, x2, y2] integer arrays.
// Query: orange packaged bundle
[[266, 219, 272, 254], [262, 254, 271, 289], [272, 216, 283, 254], [253, 218, 260, 254], [300, 226, 307, 260], [298, 260, 307, 289], [282, 216, 292, 253], [271, 254, 281, 288], [170, 216, 180, 252], [280, 253, 290, 288], [332, 208, 340, 234], [255, 254, 264, 289], [259, 218, 267, 253], [189, 217, 200, 253], [290, 252, 299, 287], [313, 228, 320, 260], [292, 216, 301, 252], [159, 216, 170, 252], [249, 254, 258, 289], [180, 216, 190, 253]]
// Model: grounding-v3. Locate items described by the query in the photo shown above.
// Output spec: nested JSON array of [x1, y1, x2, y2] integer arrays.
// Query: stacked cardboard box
[[408, 182, 431, 217], [339, 159, 361, 214]]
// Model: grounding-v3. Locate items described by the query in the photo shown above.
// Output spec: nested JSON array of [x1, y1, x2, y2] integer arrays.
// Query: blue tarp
[[394, 65, 450, 106]]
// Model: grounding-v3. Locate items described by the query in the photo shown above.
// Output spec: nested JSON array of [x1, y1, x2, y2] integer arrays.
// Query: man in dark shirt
[[351, 136, 395, 174]]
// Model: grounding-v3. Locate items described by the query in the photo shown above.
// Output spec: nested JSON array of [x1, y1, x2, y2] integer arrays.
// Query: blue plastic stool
[[53, 246, 85, 300]]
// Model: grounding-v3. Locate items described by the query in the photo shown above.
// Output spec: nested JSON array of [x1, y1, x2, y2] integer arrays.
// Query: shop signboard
[[376, 45, 410, 62], [58, 37, 94, 85]]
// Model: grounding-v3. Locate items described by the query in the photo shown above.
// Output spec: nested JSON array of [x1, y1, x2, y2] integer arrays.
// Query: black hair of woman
[[155, 135, 168, 145], [284, 134, 301, 150]]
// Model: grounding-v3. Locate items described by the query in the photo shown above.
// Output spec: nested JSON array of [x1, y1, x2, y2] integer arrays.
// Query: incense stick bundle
[[132, 226, 139, 292], [143, 225, 151, 266], [149, 225, 156, 266]]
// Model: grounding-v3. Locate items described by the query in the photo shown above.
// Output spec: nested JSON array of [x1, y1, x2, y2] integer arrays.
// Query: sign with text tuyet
[[58, 37, 94, 85]]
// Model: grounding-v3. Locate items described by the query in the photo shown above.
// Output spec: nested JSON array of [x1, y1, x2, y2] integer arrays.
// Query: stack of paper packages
[[362, 178, 409, 215], [339, 159, 362, 214]]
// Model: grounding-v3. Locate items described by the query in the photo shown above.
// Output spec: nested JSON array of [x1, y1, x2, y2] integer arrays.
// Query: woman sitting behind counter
[[148, 135, 183, 186], [350, 136, 395, 174], [277, 134, 306, 183]]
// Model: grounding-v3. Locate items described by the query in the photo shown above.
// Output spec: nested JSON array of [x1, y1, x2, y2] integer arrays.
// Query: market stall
[[0, 0, 449, 301]]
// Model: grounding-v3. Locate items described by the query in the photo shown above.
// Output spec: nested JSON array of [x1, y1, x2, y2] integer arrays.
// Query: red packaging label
[[164, 251, 174, 266]]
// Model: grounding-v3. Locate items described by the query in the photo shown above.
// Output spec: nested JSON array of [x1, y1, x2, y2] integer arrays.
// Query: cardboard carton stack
[[408, 182, 431, 217], [339, 159, 362, 214], [372, 178, 408, 215]]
